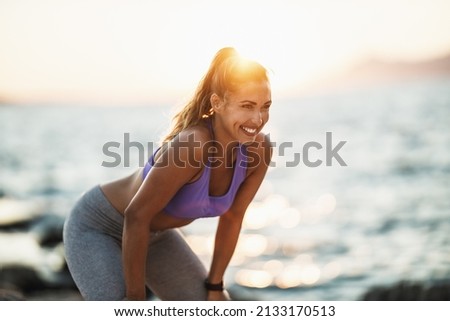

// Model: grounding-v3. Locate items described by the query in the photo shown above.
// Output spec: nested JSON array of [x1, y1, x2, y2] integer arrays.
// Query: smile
[[241, 126, 257, 135]]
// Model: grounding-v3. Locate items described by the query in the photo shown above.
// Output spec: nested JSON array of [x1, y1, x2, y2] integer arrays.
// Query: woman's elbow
[[221, 210, 244, 225], [124, 205, 152, 227]]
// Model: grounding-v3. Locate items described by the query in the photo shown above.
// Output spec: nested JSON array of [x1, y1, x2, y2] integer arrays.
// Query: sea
[[1, 77, 449, 300]]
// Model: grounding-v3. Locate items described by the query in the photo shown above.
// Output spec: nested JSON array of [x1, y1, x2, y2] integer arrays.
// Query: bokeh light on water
[[185, 191, 342, 291]]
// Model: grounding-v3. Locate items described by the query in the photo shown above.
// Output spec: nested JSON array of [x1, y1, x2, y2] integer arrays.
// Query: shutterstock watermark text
[[101, 132, 347, 168]]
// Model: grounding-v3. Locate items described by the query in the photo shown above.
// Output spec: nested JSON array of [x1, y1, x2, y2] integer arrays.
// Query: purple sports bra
[[142, 125, 248, 219]]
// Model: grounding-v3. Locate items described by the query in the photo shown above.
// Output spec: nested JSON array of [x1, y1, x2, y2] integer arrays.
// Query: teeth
[[242, 126, 257, 134]]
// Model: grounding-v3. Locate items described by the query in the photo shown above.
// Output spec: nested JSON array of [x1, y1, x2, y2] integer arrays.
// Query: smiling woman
[[63, 47, 274, 301]]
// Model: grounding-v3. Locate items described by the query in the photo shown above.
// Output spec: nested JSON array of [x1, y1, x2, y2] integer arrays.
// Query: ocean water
[[1, 78, 449, 300]]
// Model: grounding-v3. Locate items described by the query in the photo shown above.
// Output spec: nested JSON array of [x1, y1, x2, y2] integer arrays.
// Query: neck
[[210, 117, 239, 165]]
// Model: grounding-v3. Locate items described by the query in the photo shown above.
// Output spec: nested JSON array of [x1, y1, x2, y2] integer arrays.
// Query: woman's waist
[[150, 211, 195, 231]]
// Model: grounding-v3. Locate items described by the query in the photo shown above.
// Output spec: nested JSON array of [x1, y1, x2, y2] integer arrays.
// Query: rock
[[362, 280, 450, 300], [0, 265, 76, 294], [25, 289, 82, 301], [29, 214, 65, 246], [0, 198, 77, 298], [0, 288, 25, 301]]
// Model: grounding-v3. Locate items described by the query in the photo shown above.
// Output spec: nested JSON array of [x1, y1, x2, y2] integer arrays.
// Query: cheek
[[227, 108, 248, 120]]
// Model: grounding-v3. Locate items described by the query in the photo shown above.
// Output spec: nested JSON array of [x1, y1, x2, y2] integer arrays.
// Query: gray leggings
[[63, 185, 208, 301]]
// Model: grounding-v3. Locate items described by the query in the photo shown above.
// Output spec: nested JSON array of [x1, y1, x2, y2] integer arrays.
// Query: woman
[[63, 47, 272, 301]]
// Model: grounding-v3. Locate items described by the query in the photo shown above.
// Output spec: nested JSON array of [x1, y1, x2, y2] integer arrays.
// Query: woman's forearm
[[208, 215, 243, 283], [122, 215, 150, 300]]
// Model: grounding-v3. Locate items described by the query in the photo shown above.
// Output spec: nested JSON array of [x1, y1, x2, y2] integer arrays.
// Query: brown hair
[[162, 47, 269, 142]]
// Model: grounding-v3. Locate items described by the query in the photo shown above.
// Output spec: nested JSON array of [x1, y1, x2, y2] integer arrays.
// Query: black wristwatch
[[204, 279, 224, 291]]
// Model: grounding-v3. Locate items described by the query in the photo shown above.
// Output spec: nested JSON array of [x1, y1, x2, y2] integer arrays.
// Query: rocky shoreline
[[361, 280, 450, 300], [0, 196, 79, 300], [1, 195, 449, 301]]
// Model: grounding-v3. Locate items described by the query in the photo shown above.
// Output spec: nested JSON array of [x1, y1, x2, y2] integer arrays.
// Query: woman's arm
[[122, 130, 208, 300], [207, 134, 272, 299]]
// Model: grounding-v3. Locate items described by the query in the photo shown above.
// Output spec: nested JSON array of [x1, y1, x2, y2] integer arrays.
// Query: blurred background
[[1, 0, 449, 300]]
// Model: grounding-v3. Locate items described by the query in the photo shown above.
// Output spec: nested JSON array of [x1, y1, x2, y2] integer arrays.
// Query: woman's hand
[[207, 290, 230, 301]]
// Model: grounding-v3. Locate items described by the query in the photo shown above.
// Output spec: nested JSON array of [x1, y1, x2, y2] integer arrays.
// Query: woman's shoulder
[[160, 123, 211, 166], [176, 123, 211, 144]]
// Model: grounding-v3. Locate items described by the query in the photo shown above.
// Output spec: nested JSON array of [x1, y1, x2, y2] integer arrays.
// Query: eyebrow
[[239, 100, 272, 105]]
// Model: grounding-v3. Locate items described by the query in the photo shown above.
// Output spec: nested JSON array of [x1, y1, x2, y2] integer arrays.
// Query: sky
[[1, 0, 450, 105]]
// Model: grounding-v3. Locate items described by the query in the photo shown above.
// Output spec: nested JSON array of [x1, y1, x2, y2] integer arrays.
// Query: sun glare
[[1, 0, 449, 105]]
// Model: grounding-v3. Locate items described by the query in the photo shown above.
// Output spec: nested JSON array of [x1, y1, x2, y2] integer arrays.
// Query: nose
[[252, 110, 263, 126]]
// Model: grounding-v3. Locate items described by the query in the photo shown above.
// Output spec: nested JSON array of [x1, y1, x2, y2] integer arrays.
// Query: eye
[[241, 104, 253, 109]]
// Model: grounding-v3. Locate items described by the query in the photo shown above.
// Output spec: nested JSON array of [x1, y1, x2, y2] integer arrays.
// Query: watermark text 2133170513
[[101, 132, 347, 168]]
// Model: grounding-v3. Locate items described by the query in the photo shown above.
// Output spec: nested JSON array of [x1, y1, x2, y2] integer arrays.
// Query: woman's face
[[213, 80, 272, 145]]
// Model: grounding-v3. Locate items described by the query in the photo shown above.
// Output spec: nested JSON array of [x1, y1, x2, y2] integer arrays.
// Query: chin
[[239, 135, 258, 145]]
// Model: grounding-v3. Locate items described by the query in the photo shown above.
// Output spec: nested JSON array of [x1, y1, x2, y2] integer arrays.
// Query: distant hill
[[0, 95, 16, 106], [303, 53, 450, 95], [0, 97, 9, 106]]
